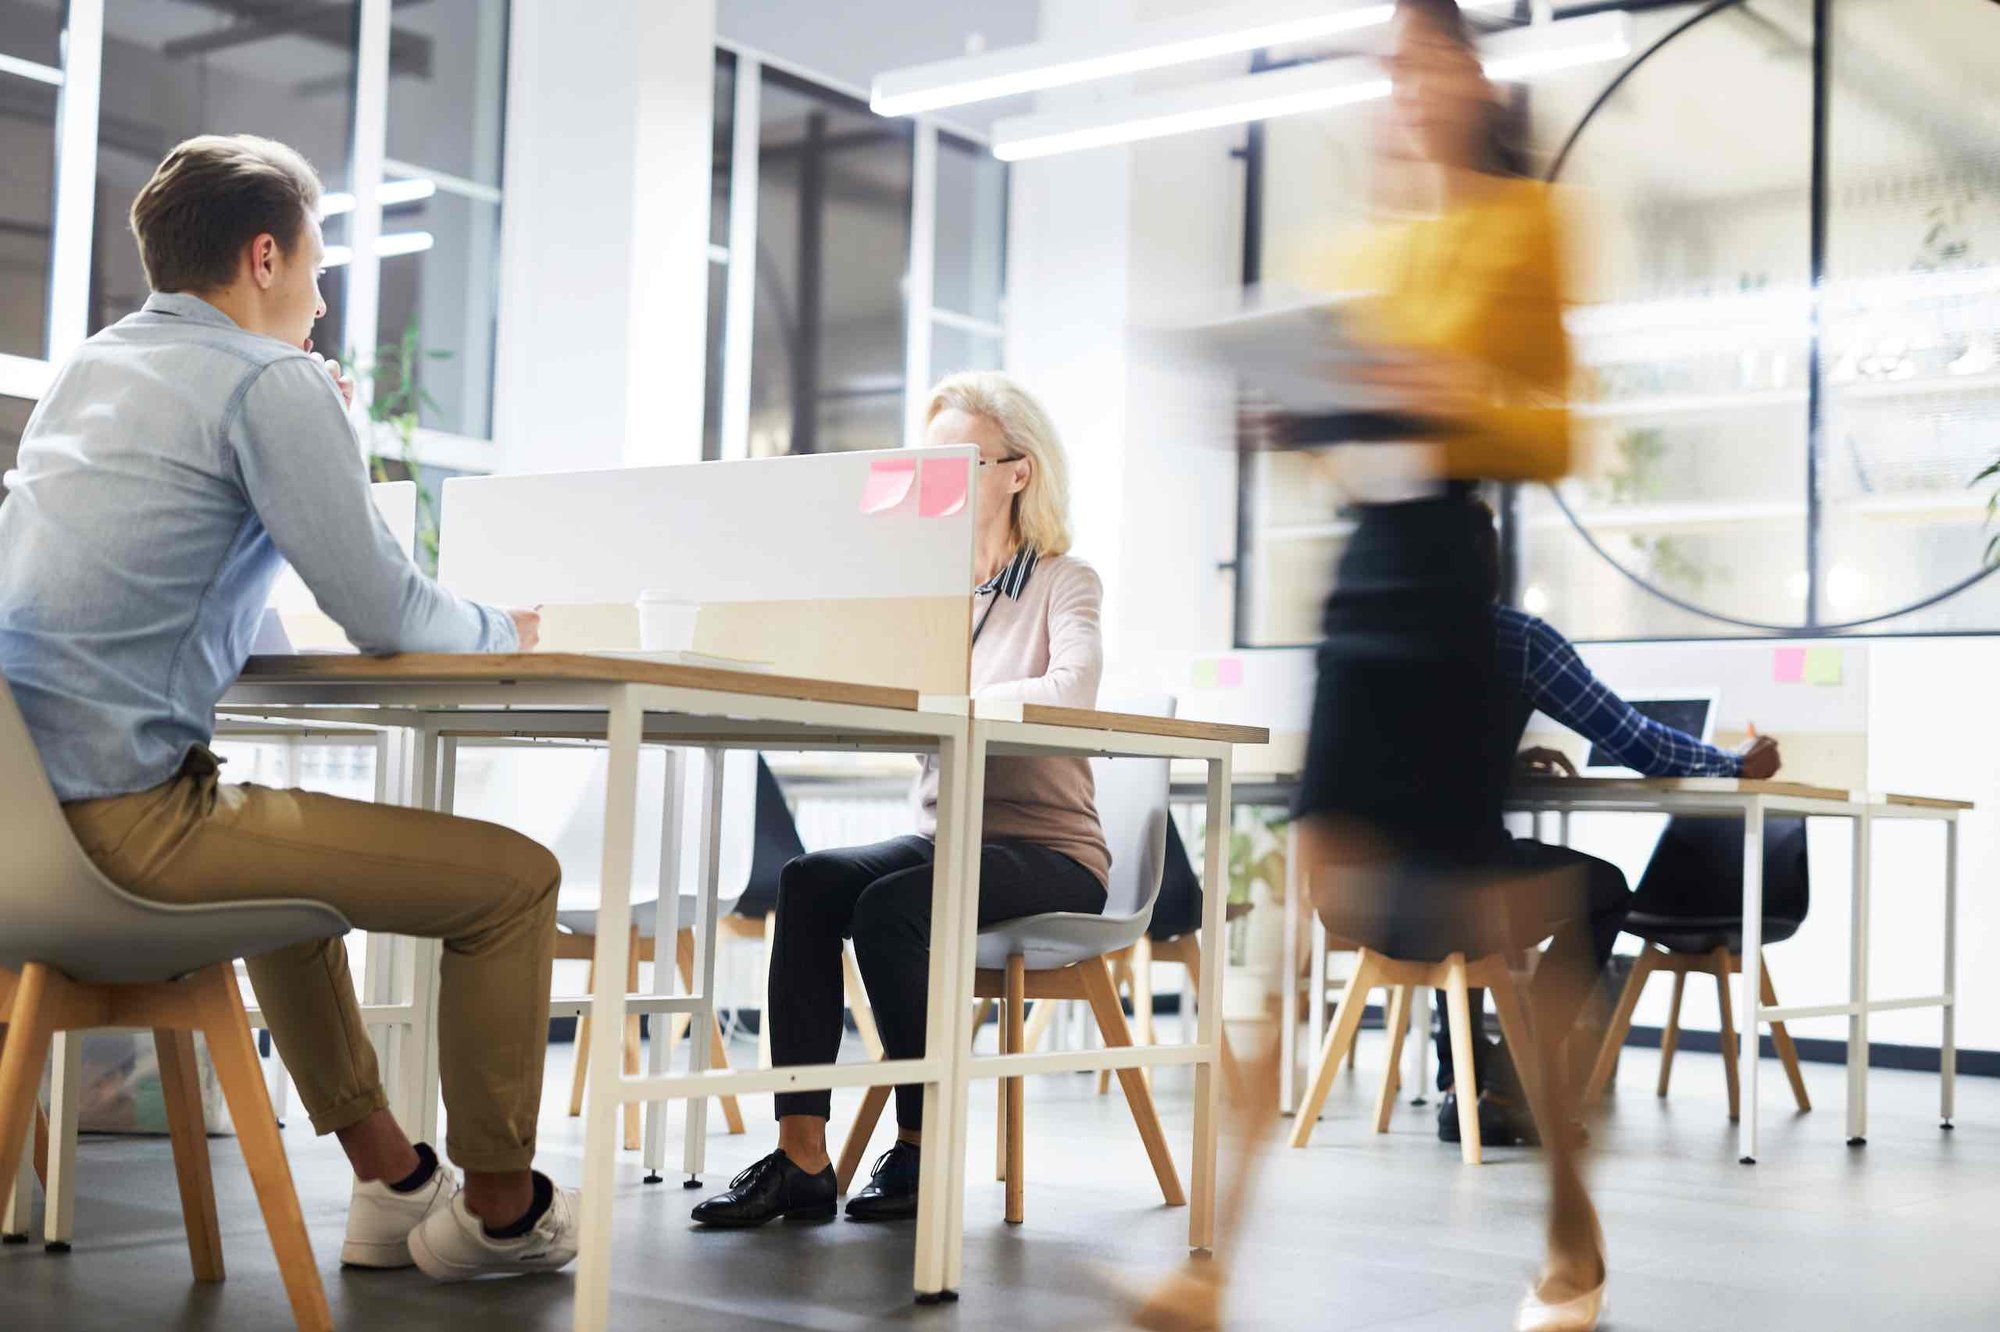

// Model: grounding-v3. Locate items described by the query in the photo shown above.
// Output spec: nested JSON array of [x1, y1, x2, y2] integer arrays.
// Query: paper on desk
[[918, 456, 968, 518], [860, 456, 919, 514]]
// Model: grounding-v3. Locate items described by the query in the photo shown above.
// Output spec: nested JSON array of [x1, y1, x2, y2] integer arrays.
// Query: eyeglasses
[[978, 455, 1026, 469]]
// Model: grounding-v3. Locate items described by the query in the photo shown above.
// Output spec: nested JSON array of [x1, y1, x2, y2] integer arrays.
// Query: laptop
[[1582, 691, 1719, 777]]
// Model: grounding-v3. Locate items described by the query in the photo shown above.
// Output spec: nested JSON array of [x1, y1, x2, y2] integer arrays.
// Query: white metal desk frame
[[217, 672, 1244, 1329]]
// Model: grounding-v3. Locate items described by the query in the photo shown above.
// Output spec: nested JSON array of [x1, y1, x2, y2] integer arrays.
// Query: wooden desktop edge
[[1515, 776, 1973, 810], [238, 655, 1272, 747]]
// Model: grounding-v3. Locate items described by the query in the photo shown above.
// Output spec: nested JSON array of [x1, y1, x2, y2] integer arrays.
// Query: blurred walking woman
[[1291, 3, 1605, 1330]]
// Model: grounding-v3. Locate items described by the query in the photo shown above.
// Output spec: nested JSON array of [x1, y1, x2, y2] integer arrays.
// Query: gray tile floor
[[7, 1029, 2000, 1330]]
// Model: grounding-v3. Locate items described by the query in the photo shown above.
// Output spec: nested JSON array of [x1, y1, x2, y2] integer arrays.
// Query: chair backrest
[[732, 757, 807, 918], [1633, 814, 1811, 925], [546, 746, 759, 908], [0, 677, 349, 985], [1090, 693, 1177, 923]]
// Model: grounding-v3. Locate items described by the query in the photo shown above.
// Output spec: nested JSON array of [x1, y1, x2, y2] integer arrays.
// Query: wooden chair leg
[[1711, 947, 1741, 1123], [1584, 947, 1657, 1105], [843, 945, 885, 1060], [1096, 948, 1134, 1097], [156, 1028, 224, 1282], [1443, 957, 1484, 1166], [1762, 957, 1811, 1113], [971, 999, 994, 1047], [1079, 958, 1185, 1206], [1289, 951, 1379, 1149], [1373, 985, 1412, 1134], [836, 1085, 892, 1196], [0, 964, 55, 1226], [1021, 998, 1056, 1053], [192, 965, 332, 1332], [623, 926, 643, 1152], [1656, 968, 1688, 1098], [1004, 956, 1026, 1224], [675, 929, 745, 1136], [568, 957, 593, 1118]]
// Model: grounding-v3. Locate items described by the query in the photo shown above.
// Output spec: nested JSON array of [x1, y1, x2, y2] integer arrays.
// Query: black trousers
[[769, 834, 1106, 1130], [1433, 838, 1632, 1092]]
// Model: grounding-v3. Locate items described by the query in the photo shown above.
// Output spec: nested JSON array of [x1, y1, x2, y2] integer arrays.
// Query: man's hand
[[1738, 734, 1781, 780], [508, 607, 542, 652], [1516, 746, 1577, 778], [310, 351, 356, 408]]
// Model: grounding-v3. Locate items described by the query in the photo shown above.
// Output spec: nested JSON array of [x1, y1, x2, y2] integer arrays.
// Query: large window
[[0, 1, 510, 458], [0, 0, 64, 373], [1239, 0, 2000, 643], [705, 48, 1010, 461]]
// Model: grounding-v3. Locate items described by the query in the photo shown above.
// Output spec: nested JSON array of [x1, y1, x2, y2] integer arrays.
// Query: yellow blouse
[[1318, 177, 1572, 483]]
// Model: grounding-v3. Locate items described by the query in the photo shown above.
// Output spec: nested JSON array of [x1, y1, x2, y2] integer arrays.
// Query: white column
[[494, 0, 718, 474], [903, 122, 938, 448]]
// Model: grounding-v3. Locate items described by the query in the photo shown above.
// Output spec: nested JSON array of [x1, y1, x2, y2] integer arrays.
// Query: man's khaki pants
[[63, 747, 561, 1173]]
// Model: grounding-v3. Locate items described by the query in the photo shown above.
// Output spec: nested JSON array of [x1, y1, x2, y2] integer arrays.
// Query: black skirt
[[1293, 487, 1512, 872]]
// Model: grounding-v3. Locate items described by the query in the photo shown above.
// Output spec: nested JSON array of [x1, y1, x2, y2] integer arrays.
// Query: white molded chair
[[550, 748, 757, 1144], [0, 677, 344, 1331], [837, 695, 1186, 1224]]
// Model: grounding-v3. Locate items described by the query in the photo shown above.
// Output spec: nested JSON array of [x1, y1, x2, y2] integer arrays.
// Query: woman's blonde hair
[[925, 371, 1074, 557]]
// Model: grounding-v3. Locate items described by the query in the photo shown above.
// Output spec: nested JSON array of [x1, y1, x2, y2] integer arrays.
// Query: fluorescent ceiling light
[[871, 0, 1512, 117], [992, 12, 1632, 162], [0, 52, 64, 86], [321, 231, 435, 268], [317, 177, 438, 220]]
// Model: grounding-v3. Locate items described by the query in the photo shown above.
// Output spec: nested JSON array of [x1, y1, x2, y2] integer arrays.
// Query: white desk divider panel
[[438, 448, 978, 695], [1142, 647, 1314, 778], [268, 480, 419, 650]]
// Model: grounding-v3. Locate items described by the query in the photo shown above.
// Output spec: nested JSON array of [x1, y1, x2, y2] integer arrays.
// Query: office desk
[[218, 653, 1266, 1327], [1279, 777, 1968, 1165]]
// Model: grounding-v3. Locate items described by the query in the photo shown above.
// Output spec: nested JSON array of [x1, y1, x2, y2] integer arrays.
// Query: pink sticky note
[[860, 457, 918, 514], [1217, 657, 1244, 688], [1773, 647, 1806, 684], [918, 456, 969, 518]]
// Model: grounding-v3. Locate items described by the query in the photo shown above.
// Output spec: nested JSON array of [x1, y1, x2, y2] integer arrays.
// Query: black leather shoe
[[845, 1141, 920, 1222], [691, 1150, 836, 1228], [1437, 1090, 1538, 1147]]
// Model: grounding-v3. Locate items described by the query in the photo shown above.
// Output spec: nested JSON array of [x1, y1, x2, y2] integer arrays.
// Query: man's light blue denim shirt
[[0, 293, 515, 801]]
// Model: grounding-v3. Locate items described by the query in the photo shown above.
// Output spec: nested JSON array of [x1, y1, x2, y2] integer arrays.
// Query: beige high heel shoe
[[1514, 1280, 1605, 1332]]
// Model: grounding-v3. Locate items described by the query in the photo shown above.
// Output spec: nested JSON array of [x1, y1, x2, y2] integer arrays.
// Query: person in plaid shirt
[[1435, 519, 1783, 1146]]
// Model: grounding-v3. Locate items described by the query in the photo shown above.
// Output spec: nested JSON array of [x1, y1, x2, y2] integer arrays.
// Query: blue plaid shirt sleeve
[[1496, 608, 1744, 778]]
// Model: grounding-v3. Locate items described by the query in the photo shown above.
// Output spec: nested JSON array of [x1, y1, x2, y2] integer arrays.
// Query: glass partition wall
[[1241, 0, 2000, 643]]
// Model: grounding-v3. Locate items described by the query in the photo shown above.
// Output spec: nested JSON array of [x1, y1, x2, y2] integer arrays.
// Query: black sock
[[483, 1172, 555, 1240], [388, 1143, 439, 1194]]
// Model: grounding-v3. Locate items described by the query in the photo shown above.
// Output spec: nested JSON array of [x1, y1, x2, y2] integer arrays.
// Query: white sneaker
[[342, 1164, 459, 1268], [408, 1180, 581, 1282]]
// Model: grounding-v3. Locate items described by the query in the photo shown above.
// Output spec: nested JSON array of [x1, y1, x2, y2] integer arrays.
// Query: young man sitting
[[0, 134, 576, 1279]]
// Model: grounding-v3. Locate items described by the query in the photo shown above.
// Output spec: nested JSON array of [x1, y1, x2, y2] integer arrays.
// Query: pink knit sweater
[[916, 553, 1110, 886]]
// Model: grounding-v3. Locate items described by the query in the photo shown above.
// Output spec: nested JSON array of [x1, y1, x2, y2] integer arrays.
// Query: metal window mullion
[[719, 53, 761, 461], [45, 0, 102, 361], [903, 119, 938, 448], [1803, 0, 1831, 630], [345, 0, 393, 416]]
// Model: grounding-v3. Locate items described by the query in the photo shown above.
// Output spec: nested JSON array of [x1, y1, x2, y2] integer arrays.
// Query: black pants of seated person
[[769, 834, 1106, 1132], [1432, 838, 1633, 1093]]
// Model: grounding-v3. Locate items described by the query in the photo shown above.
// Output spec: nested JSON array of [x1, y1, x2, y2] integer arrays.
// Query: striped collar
[[975, 546, 1039, 600]]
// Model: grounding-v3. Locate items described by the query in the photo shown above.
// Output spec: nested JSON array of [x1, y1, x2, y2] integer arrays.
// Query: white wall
[[494, 0, 715, 474]]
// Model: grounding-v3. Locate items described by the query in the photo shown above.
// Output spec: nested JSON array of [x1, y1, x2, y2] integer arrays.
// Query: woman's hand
[[1358, 349, 1491, 425]]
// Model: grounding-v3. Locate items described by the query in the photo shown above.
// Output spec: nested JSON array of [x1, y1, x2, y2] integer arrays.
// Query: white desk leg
[[1408, 986, 1430, 1107], [1307, 912, 1328, 1114], [1279, 822, 1300, 1115], [643, 749, 687, 1184], [574, 690, 643, 1332], [42, 1032, 80, 1250], [403, 729, 450, 1147], [3, 1115, 32, 1240], [1942, 816, 1958, 1130], [1846, 808, 1872, 1147], [364, 730, 402, 1100], [1737, 799, 1766, 1165], [682, 749, 725, 1187], [1190, 752, 1231, 1255], [914, 722, 980, 1302]]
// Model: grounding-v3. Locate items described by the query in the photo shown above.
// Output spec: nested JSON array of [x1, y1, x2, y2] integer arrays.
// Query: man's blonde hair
[[925, 371, 1074, 557], [130, 134, 324, 293]]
